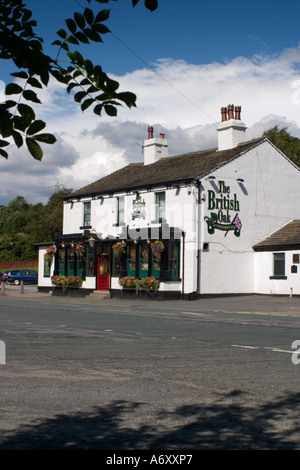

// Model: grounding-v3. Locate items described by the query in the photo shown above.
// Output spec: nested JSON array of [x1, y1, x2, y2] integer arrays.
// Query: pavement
[[1, 284, 300, 316]]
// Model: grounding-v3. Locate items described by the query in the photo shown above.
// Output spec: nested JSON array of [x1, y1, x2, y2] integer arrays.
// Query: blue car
[[5, 269, 38, 285]]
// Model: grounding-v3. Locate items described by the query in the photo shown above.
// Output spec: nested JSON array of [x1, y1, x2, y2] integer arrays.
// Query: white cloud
[[1, 45, 300, 204]]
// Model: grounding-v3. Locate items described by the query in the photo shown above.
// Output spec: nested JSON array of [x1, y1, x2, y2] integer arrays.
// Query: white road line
[[181, 312, 205, 316], [231, 345, 294, 354], [264, 347, 294, 354]]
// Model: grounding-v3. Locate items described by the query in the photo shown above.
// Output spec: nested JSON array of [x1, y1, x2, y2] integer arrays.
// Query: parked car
[[5, 269, 38, 285], [0, 272, 4, 280]]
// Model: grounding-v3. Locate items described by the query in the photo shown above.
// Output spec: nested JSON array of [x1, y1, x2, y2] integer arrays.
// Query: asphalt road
[[0, 290, 300, 450]]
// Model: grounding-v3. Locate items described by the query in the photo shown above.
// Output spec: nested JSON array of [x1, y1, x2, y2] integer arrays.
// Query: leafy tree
[[0, 186, 72, 261], [0, 0, 158, 160], [263, 126, 300, 168]]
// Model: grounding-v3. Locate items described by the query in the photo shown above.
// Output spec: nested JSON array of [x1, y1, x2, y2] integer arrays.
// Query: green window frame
[[58, 248, 66, 275], [139, 243, 149, 278], [169, 241, 179, 279], [76, 250, 85, 278], [112, 252, 121, 277], [127, 245, 137, 277], [67, 246, 75, 276], [86, 247, 95, 277], [44, 258, 51, 277], [271, 252, 286, 279]]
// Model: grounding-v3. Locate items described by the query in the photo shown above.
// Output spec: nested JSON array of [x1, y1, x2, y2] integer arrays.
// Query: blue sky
[[1, 0, 300, 204]]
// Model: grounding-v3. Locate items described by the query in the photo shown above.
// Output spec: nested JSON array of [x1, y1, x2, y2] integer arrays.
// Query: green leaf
[[104, 104, 117, 117], [74, 31, 89, 44], [2, 100, 17, 109], [74, 91, 88, 103], [92, 23, 110, 34], [67, 82, 80, 94], [33, 133, 57, 144], [18, 103, 35, 119], [13, 115, 33, 132], [12, 130, 23, 148], [84, 8, 94, 25], [10, 71, 28, 79], [84, 28, 102, 42], [0, 120, 13, 138], [0, 148, 8, 159], [40, 70, 50, 87], [23, 90, 42, 103], [26, 137, 43, 160], [5, 83, 23, 95], [93, 104, 103, 116], [81, 98, 94, 111], [84, 60, 94, 76], [117, 91, 137, 108], [57, 29, 68, 40], [27, 120, 46, 136], [0, 140, 10, 147], [65, 18, 77, 34], [94, 9, 110, 23], [74, 12, 86, 29], [27, 77, 43, 89], [145, 0, 158, 11], [66, 35, 79, 45]]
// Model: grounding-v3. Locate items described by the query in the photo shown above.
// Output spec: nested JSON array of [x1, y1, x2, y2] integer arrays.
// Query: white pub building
[[37, 105, 300, 299]]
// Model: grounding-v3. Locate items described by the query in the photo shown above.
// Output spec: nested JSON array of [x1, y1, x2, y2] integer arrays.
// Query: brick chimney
[[217, 105, 247, 151], [143, 126, 168, 165]]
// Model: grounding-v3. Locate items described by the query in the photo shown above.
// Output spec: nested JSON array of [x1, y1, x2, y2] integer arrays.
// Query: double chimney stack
[[143, 104, 247, 165], [217, 104, 247, 151]]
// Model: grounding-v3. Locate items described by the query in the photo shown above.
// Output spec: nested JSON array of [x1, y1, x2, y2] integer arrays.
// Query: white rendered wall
[[38, 247, 54, 287], [254, 251, 300, 295], [199, 141, 300, 295]]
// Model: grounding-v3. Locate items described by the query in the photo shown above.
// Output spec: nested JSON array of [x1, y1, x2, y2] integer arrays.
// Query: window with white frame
[[117, 196, 125, 226], [83, 201, 91, 226], [155, 191, 165, 222]]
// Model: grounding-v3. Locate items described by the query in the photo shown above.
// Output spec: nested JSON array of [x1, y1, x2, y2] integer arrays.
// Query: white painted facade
[[37, 106, 300, 298]]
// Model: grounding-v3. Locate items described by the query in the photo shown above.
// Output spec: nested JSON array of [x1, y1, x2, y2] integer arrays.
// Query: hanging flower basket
[[75, 243, 85, 257], [44, 245, 56, 262], [150, 241, 164, 254], [113, 241, 126, 256]]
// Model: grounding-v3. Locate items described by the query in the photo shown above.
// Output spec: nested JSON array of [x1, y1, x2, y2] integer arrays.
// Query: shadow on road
[[0, 390, 299, 450]]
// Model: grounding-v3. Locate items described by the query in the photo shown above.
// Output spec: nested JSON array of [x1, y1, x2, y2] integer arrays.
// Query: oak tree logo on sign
[[205, 180, 242, 237]]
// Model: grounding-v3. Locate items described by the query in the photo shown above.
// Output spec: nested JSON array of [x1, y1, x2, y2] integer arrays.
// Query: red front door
[[97, 255, 109, 290]]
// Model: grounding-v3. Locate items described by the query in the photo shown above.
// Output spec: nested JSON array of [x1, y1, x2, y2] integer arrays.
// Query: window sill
[[269, 276, 287, 280]]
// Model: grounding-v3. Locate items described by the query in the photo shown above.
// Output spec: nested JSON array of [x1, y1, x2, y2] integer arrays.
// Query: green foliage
[[263, 126, 300, 168], [0, 186, 72, 261], [0, 0, 159, 159]]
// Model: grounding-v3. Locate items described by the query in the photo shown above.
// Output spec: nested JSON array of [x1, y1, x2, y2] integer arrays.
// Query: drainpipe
[[181, 231, 185, 299], [195, 178, 202, 296]]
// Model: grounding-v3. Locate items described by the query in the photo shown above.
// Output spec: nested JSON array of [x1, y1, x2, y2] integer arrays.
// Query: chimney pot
[[148, 126, 153, 139], [235, 106, 241, 120], [221, 107, 228, 122], [227, 104, 234, 120]]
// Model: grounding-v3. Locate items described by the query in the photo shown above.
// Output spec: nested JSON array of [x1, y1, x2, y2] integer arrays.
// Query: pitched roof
[[68, 137, 265, 199], [253, 220, 300, 251]]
